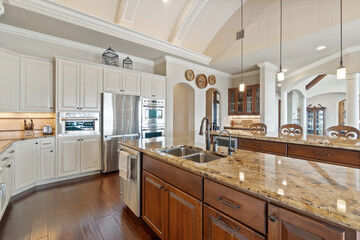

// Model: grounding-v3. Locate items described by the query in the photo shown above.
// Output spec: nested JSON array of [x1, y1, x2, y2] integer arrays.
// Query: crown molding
[[6, 0, 212, 65], [232, 70, 260, 79], [0, 23, 155, 66], [257, 62, 278, 71]]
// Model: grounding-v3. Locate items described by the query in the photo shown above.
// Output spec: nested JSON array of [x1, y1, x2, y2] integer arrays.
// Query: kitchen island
[[120, 136, 360, 239]]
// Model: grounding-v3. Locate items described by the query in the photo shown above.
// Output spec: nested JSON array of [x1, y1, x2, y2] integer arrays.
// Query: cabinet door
[[168, 186, 202, 240], [5, 160, 14, 199], [153, 77, 165, 99], [141, 74, 154, 98], [123, 71, 140, 95], [268, 204, 345, 240], [39, 148, 55, 180], [14, 140, 38, 190], [20, 57, 53, 112], [80, 136, 100, 172], [204, 205, 265, 240], [57, 60, 80, 111], [80, 64, 102, 111], [57, 137, 81, 177], [103, 68, 122, 93], [228, 88, 236, 115], [0, 50, 19, 111], [142, 171, 168, 239]]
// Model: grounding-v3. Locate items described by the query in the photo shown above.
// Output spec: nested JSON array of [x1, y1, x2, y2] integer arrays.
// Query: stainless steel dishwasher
[[118, 145, 141, 217]]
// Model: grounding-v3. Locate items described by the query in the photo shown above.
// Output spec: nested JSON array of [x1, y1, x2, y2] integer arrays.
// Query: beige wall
[[231, 73, 260, 88]]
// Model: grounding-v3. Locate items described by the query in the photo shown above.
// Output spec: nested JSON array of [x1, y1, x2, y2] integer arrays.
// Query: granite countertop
[[120, 136, 360, 232], [0, 133, 55, 154], [211, 130, 360, 151]]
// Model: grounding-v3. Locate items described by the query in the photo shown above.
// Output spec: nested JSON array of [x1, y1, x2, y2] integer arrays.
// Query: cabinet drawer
[[204, 179, 266, 234], [40, 138, 55, 149], [238, 138, 287, 156], [204, 205, 265, 240], [143, 155, 203, 200], [288, 144, 360, 167]]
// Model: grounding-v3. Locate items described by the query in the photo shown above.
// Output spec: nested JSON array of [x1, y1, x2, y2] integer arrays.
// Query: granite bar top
[[120, 137, 360, 232], [211, 130, 360, 151]]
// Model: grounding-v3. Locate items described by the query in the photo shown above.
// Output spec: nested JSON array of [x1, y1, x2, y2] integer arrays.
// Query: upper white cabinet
[[141, 74, 165, 99], [103, 68, 140, 96], [0, 50, 19, 111], [20, 57, 53, 112], [57, 59, 102, 111]]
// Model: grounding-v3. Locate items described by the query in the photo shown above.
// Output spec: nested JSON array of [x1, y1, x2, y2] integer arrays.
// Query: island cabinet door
[[204, 205, 265, 240], [268, 204, 345, 240], [168, 186, 202, 240], [142, 171, 168, 239]]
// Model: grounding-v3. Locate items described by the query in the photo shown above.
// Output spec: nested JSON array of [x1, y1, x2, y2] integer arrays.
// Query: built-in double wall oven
[[142, 98, 165, 138], [58, 112, 100, 136]]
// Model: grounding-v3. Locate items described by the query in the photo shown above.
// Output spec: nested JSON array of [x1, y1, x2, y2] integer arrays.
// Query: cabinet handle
[[269, 214, 276, 222], [255, 144, 265, 148], [6, 164, 11, 168], [216, 196, 241, 210], [35, 142, 39, 145], [77, 139, 81, 141], [2, 157, 9, 161], [314, 152, 330, 157], [152, 94, 156, 97], [10, 150, 15, 154], [216, 217, 239, 232], [160, 186, 164, 191], [163, 187, 167, 192]]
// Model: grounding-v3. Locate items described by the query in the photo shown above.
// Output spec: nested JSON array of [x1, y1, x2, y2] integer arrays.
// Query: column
[[345, 73, 360, 128], [302, 97, 307, 133], [281, 91, 288, 126], [257, 62, 278, 132]]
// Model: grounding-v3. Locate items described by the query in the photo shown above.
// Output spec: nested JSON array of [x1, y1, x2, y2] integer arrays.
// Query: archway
[[206, 88, 221, 130], [173, 83, 195, 141]]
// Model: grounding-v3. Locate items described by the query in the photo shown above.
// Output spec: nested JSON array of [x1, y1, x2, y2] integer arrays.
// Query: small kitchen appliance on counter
[[43, 124, 53, 135]]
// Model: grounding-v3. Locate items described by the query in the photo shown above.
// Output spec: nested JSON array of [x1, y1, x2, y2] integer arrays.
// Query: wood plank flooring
[[0, 173, 159, 240]]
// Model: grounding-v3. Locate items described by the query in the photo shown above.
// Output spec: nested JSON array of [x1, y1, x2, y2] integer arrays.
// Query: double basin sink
[[159, 146, 223, 163]]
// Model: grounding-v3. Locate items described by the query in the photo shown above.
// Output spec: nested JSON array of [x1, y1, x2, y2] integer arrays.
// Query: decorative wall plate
[[208, 75, 216, 85], [185, 70, 195, 81], [196, 74, 208, 89]]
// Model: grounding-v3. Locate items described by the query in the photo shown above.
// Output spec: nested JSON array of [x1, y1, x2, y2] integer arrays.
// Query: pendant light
[[239, 0, 245, 92], [337, 0, 346, 80], [277, 0, 285, 81]]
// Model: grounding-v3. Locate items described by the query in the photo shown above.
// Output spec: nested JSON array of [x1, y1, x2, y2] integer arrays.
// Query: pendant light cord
[[340, 0, 343, 66], [241, 0, 244, 83], [279, 0, 283, 71]]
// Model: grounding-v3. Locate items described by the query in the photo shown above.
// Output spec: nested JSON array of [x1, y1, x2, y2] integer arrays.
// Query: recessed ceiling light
[[277, 83, 282, 87], [316, 46, 326, 51]]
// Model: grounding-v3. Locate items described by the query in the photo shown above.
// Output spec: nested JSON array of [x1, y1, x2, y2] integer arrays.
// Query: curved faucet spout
[[199, 117, 211, 150]]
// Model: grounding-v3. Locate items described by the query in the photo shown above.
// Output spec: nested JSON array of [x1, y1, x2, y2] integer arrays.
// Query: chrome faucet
[[214, 130, 235, 155], [199, 117, 211, 151]]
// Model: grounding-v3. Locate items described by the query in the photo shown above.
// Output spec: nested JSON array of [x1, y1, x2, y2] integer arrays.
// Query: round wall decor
[[208, 75, 216, 85], [185, 70, 195, 81], [196, 74, 208, 89]]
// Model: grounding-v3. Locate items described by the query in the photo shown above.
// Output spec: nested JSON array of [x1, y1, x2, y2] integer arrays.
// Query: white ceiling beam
[[168, 0, 208, 46], [114, 0, 140, 28]]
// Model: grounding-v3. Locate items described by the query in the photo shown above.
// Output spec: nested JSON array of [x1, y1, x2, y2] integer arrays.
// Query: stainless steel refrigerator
[[101, 93, 141, 173]]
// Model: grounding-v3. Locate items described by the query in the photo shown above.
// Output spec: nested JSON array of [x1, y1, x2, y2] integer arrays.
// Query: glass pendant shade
[[337, 66, 346, 80], [277, 71, 285, 81], [239, 83, 245, 92]]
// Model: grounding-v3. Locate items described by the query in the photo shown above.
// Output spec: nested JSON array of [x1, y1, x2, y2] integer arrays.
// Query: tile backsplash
[[229, 116, 260, 128]]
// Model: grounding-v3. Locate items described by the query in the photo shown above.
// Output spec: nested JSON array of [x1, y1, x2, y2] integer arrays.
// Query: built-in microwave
[[58, 112, 100, 136]]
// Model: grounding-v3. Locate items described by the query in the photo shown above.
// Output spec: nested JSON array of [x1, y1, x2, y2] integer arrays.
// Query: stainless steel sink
[[181, 153, 222, 163], [161, 146, 202, 157]]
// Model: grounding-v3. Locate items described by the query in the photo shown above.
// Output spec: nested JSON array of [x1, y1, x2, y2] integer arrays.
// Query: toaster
[[43, 125, 53, 135]]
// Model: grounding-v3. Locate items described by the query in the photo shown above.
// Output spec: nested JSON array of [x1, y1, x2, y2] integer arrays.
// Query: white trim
[[232, 70, 260, 79], [257, 62, 279, 71], [6, 0, 212, 65], [0, 23, 155, 66]]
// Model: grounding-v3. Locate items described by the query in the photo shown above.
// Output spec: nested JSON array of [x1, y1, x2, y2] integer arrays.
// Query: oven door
[[142, 107, 165, 128], [142, 128, 165, 139]]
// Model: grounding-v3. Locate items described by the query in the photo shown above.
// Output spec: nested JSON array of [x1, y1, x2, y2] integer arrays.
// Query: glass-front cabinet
[[307, 104, 326, 135], [228, 84, 260, 115]]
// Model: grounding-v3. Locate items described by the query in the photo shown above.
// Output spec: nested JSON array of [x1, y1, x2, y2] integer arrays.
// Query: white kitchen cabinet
[[141, 74, 165, 99], [80, 64, 102, 111], [80, 135, 100, 172], [14, 139, 39, 190], [57, 136, 81, 177], [5, 160, 14, 200], [103, 68, 122, 93], [20, 57, 53, 112], [123, 70, 141, 95], [57, 59, 80, 111], [40, 148, 55, 180], [0, 50, 19, 111]]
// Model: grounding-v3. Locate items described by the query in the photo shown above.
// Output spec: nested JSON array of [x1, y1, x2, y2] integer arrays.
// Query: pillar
[[257, 62, 278, 132], [345, 73, 360, 128], [281, 91, 288, 126], [302, 97, 307, 133]]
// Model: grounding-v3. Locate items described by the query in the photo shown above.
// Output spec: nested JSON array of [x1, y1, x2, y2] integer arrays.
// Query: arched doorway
[[173, 83, 195, 141], [206, 88, 221, 130]]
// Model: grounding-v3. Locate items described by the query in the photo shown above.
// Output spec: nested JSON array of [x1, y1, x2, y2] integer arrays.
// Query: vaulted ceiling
[[1, 0, 360, 75]]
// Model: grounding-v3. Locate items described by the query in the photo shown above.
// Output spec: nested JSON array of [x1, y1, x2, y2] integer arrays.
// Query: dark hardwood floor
[[0, 173, 159, 240]]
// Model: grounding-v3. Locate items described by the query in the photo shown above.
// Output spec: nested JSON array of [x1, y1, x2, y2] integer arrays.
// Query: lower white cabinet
[[14, 139, 39, 190], [58, 135, 100, 177], [39, 139, 56, 181]]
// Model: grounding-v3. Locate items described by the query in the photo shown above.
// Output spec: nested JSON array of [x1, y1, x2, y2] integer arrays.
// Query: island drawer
[[238, 138, 287, 156], [287, 144, 360, 167], [143, 155, 203, 200], [204, 179, 266, 234]]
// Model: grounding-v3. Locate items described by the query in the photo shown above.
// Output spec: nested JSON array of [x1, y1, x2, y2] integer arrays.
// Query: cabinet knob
[[269, 214, 276, 222], [163, 187, 168, 192], [50, 150, 53, 153], [35, 142, 39, 145], [50, 107, 53, 110]]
